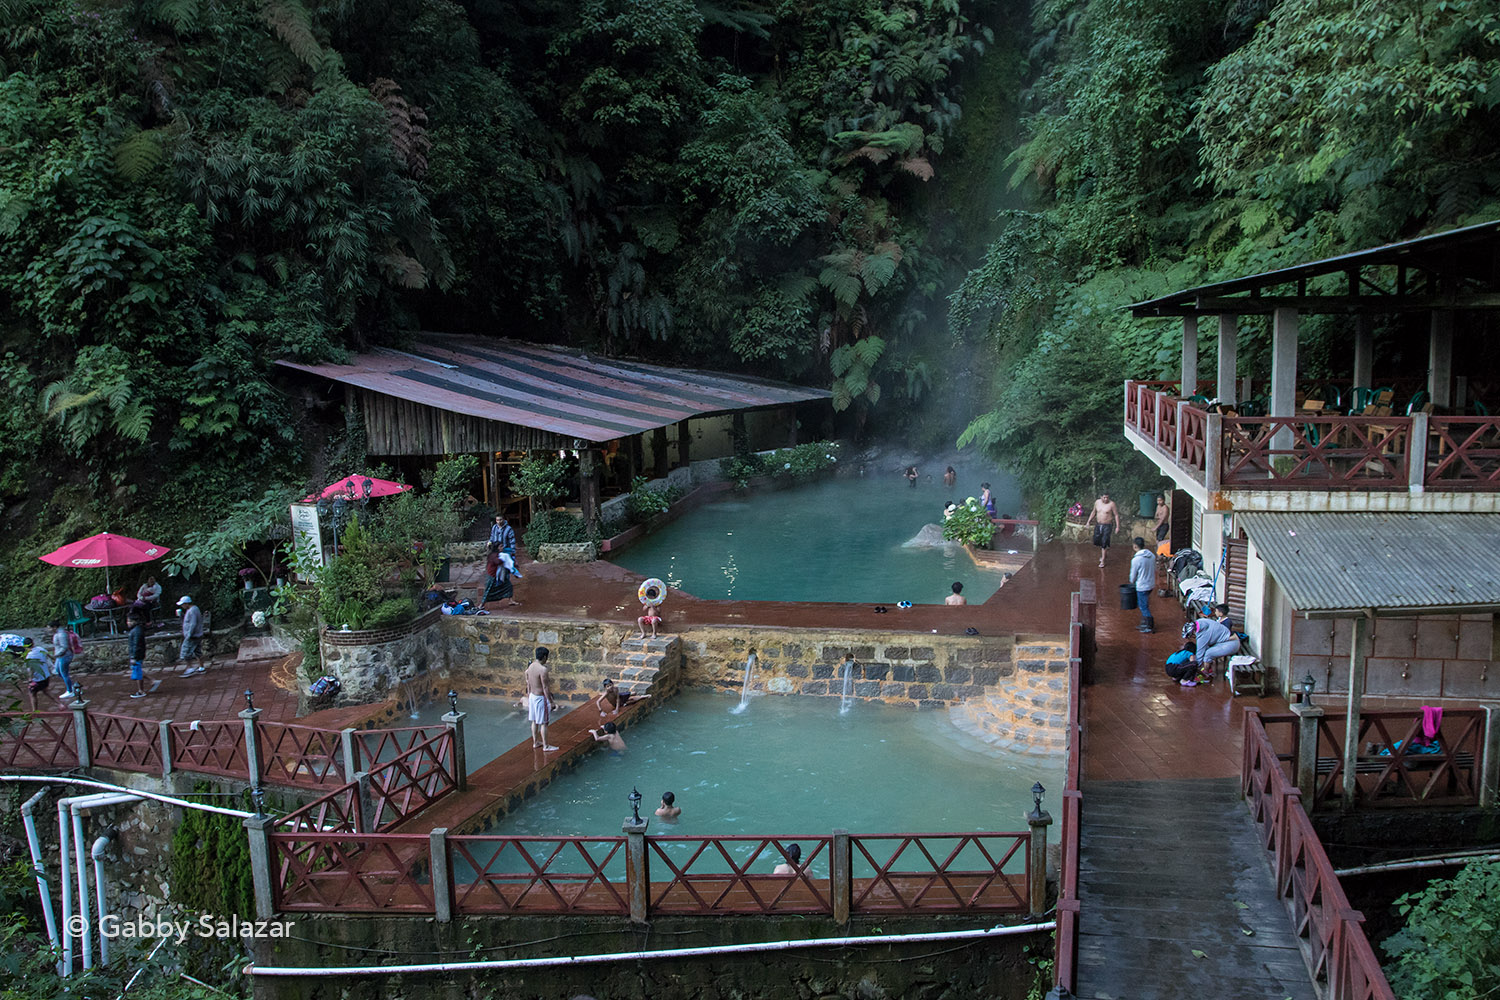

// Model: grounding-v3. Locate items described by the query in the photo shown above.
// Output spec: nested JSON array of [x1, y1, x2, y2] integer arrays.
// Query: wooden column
[[1341, 613, 1373, 811], [731, 412, 748, 454], [1216, 315, 1238, 404], [1181, 317, 1199, 395], [676, 419, 691, 470], [1353, 316, 1374, 391], [578, 448, 601, 530], [1429, 310, 1453, 408], [1270, 308, 1299, 456], [651, 427, 668, 479]]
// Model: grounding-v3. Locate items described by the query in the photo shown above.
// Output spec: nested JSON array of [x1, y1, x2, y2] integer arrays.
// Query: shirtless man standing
[[1085, 493, 1121, 568], [524, 647, 559, 752]]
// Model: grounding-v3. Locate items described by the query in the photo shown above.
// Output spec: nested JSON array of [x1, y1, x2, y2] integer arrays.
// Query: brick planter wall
[[320, 608, 448, 704]]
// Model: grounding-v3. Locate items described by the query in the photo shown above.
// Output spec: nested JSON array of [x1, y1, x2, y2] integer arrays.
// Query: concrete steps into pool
[[951, 640, 1070, 756], [613, 636, 678, 698]]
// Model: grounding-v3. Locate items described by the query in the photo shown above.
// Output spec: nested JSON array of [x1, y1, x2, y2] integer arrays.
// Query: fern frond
[[154, 0, 201, 31], [114, 129, 166, 183], [369, 78, 430, 177], [260, 0, 322, 71], [898, 156, 934, 181], [376, 251, 427, 289]]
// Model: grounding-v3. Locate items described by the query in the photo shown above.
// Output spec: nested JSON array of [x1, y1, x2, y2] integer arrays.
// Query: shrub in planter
[[719, 453, 767, 488], [524, 510, 591, 550], [365, 597, 419, 629], [942, 498, 996, 548], [624, 476, 681, 524]]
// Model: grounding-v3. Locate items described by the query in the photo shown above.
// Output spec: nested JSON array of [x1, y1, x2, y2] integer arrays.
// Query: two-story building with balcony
[[1121, 221, 1500, 730]]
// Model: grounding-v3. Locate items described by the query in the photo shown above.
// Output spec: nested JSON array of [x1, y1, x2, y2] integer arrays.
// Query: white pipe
[[54, 792, 141, 976], [92, 835, 112, 968], [21, 790, 61, 972], [117, 934, 170, 1000], [58, 800, 72, 976], [74, 805, 91, 969], [2, 775, 252, 818], [1337, 852, 1500, 878], [249, 920, 1056, 977]]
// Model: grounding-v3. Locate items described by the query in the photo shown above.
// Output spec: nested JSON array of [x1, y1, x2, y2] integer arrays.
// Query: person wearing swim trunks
[[1085, 493, 1120, 568], [524, 647, 558, 751], [637, 599, 663, 639]]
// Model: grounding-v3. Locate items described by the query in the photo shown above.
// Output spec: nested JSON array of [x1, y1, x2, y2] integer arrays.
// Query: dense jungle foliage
[[2, 0, 1499, 612], [0, 0, 1008, 619], [952, 0, 1500, 522]]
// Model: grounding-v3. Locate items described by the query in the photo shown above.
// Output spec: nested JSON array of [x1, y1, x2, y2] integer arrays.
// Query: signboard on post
[[288, 502, 325, 577]]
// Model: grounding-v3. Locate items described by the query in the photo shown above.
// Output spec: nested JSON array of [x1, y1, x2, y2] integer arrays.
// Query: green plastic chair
[[1472, 400, 1489, 416], [1351, 386, 1373, 411], [62, 599, 91, 636], [1319, 383, 1345, 413], [1404, 389, 1431, 415]]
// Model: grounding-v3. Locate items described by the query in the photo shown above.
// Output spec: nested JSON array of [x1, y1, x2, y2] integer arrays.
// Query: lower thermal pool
[[493, 691, 1060, 843]]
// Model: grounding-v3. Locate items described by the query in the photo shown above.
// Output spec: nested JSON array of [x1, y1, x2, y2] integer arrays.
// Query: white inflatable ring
[[638, 578, 667, 607]]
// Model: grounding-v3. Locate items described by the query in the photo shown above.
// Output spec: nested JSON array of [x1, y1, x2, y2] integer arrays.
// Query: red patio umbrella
[[312, 475, 413, 501], [39, 531, 171, 594]]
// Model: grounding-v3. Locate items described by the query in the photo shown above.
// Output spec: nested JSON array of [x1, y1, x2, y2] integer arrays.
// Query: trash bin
[[1138, 492, 1158, 518], [1119, 584, 1138, 611]]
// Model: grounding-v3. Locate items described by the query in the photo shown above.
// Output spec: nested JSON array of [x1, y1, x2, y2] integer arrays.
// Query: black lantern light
[[629, 786, 643, 824], [1300, 672, 1316, 706], [1030, 781, 1046, 819], [252, 785, 267, 817], [244, 689, 255, 711], [448, 689, 459, 714]]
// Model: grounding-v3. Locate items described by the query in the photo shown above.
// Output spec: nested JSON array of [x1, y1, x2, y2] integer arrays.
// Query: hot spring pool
[[610, 462, 1023, 604], [408, 697, 532, 769], [494, 691, 1059, 841]]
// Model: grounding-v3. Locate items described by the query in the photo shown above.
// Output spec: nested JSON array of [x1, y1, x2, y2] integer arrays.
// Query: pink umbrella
[[39, 531, 171, 594], [312, 475, 413, 501]]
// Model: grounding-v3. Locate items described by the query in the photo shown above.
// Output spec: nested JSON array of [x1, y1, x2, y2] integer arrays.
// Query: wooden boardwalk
[[1068, 543, 1318, 1000], [1074, 779, 1316, 1000]]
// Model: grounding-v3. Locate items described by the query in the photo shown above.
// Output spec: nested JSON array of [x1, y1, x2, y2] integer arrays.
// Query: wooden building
[[278, 333, 830, 526]]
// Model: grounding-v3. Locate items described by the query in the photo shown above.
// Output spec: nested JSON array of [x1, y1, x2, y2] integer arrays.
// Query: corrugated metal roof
[[277, 333, 830, 443], [1237, 511, 1500, 616]]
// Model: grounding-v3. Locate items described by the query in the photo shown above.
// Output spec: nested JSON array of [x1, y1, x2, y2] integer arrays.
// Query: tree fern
[[153, 0, 200, 32]]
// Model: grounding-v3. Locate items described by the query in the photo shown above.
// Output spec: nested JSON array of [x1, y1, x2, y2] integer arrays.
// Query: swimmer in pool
[[655, 791, 681, 821], [588, 721, 626, 751], [773, 843, 802, 875]]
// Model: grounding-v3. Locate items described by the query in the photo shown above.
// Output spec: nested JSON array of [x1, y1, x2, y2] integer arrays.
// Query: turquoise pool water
[[409, 697, 533, 769], [611, 462, 1024, 604], [494, 691, 1058, 842]]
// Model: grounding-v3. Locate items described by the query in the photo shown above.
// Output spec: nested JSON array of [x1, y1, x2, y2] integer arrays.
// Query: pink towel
[[1421, 705, 1443, 742]]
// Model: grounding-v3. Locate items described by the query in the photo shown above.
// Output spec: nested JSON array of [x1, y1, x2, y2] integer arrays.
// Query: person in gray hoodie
[[1130, 537, 1156, 634]]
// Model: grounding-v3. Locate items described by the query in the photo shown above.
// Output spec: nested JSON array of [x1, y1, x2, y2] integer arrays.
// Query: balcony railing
[[1124, 381, 1500, 492]]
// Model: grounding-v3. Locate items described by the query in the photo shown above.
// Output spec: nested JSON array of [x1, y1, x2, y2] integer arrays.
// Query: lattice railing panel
[[451, 837, 628, 915], [90, 714, 162, 774], [272, 833, 433, 912], [849, 833, 1027, 913], [0, 712, 77, 769]]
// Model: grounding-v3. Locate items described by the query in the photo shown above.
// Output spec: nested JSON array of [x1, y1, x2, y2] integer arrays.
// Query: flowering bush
[[942, 498, 996, 548], [720, 441, 840, 487]]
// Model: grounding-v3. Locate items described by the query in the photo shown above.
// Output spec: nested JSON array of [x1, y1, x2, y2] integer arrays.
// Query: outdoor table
[[88, 603, 126, 636]]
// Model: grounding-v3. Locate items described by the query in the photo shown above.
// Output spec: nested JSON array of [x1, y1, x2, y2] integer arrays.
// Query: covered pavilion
[[278, 333, 830, 528]]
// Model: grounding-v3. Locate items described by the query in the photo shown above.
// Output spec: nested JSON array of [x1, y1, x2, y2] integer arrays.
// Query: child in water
[[588, 721, 626, 751]]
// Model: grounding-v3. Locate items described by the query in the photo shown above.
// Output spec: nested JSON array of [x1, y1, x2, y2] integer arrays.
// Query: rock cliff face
[[902, 522, 955, 548]]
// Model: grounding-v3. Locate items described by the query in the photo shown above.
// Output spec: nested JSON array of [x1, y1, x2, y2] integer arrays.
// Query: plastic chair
[[1319, 384, 1345, 413], [1473, 399, 1489, 416], [1404, 389, 1431, 416], [62, 599, 91, 636]]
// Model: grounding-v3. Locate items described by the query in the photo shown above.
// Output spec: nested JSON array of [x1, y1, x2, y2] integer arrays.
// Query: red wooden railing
[[169, 719, 248, 779], [351, 725, 449, 771], [650, 836, 834, 914], [1125, 380, 1500, 493], [0, 712, 78, 769], [89, 714, 163, 773], [364, 730, 457, 832], [1242, 709, 1395, 1000], [1267, 709, 1486, 810], [1054, 590, 1088, 997], [1221, 416, 1409, 488], [850, 833, 1028, 913], [1425, 416, 1500, 490], [450, 836, 629, 915], [258, 722, 348, 788], [274, 833, 434, 913]]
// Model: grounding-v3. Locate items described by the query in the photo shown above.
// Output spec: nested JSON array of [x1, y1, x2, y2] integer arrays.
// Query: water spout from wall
[[839, 657, 855, 715], [730, 651, 758, 715]]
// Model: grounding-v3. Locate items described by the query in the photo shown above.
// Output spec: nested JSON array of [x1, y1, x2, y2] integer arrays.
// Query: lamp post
[[1300, 672, 1316, 707], [244, 689, 255, 712], [448, 689, 459, 714], [1026, 780, 1051, 919], [1292, 671, 1324, 803], [623, 786, 649, 922], [629, 786, 643, 824]]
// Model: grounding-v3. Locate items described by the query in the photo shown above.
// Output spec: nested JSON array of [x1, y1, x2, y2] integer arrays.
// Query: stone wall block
[[860, 662, 888, 681], [971, 666, 1001, 686], [801, 681, 829, 697], [907, 647, 935, 660], [915, 665, 941, 684], [943, 666, 972, 684], [890, 665, 916, 683], [854, 680, 881, 698], [883, 646, 910, 661], [784, 662, 810, 679], [812, 664, 834, 680], [880, 682, 907, 698]]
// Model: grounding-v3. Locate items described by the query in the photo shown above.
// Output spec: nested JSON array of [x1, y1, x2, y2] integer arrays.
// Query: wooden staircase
[[949, 639, 1069, 756]]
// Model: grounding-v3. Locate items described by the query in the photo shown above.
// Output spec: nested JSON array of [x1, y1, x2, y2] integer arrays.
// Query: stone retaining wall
[[437, 616, 1072, 714], [320, 608, 448, 704]]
